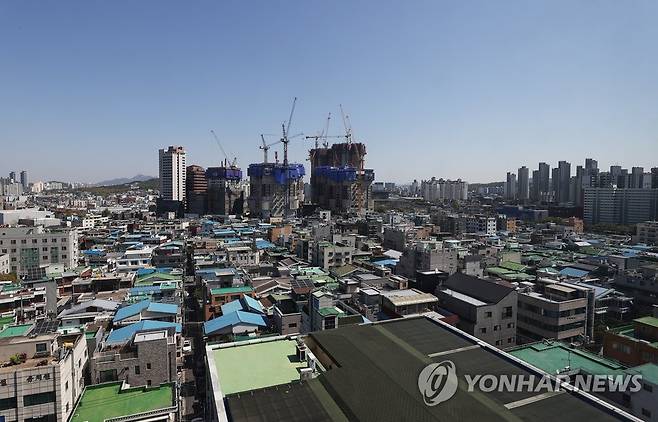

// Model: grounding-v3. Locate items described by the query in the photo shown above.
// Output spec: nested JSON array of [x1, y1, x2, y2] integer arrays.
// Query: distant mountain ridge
[[93, 174, 156, 187]]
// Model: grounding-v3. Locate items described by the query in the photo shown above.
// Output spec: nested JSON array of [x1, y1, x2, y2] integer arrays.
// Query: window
[[494, 325, 500, 332], [288, 323, 297, 328], [642, 408, 651, 417], [147, 380, 152, 387], [485, 311, 492, 318], [146, 363, 152, 370], [35, 342, 48, 354], [480, 327, 487, 334], [0, 396, 17, 411], [65, 381, 69, 391], [135, 366, 140, 375], [24, 391, 56, 406], [42, 247, 48, 252]]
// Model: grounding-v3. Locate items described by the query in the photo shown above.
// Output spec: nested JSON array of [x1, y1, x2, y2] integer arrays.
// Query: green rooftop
[[499, 261, 527, 272], [0, 324, 33, 338], [634, 316, 658, 329], [509, 342, 626, 376], [318, 307, 342, 317], [626, 363, 658, 385], [70, 382, 174, 422], [0, 315, 15, 329], [210, 338, 307, 395], [210, 286, 253, 295]]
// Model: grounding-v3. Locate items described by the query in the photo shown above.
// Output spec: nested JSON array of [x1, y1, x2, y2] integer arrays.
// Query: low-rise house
[[380, 288, 439, 317], [112, 300, 180, 327], [90, 320, 181, 386], [436, 273, 517, 347], [57, 299, 119, 328], [517, 281, 594, 343]]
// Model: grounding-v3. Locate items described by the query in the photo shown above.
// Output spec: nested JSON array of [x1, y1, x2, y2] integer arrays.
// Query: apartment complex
[[584, 187, 658, 225]]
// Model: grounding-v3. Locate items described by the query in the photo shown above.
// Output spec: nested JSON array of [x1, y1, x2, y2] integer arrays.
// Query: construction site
[[247, 98, 307, 219], [206, 163, 244, 216], [308, 108, 375, 215], [246, 101, 375, 219]]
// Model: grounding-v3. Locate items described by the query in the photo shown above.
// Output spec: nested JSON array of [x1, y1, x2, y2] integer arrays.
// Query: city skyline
[[2, 1, 658, 183]]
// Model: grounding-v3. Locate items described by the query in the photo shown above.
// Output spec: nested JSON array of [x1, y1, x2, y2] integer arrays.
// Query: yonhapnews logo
[[418, 360, 643, 406], [417, 360, 459, 406]]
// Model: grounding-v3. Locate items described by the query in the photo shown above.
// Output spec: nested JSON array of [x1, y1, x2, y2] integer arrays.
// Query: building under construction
[[309, 142, 374, 215], [247, 162, 305, 219], [206, 163, 245, 216]]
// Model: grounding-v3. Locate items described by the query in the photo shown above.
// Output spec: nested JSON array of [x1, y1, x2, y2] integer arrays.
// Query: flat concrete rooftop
[[210, 337, 307, 395]]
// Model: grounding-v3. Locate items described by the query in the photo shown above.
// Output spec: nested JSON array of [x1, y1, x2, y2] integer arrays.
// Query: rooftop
[[70, 382, 175, 422], [508, 341, 627, 376], [208, 337, 307, 395], [634, 316, 658, 329], [210, 286, 254, 295], [0, 324, 33, 338]]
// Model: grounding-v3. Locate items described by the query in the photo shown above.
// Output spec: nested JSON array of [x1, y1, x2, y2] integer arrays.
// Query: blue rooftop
[[255, 239, 276, 250], [559, 267, 589, 278], [220, 296, 264, 316], [106, 320, 181, 345], [203, 310, 267, 336], [113, 300, 178, 322]]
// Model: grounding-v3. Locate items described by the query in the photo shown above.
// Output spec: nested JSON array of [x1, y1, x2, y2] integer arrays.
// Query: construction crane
[[281, 97, 298, 166], [259, 134, 281, 164], [339, 104, 353, 144], [210, 130, 237, 167], [305, 112, 342, 149]]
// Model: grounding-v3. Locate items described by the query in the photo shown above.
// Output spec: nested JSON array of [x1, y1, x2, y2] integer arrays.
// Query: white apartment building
[[80, 215, 109, 229], [465, 215, 497, 236], [0, 227, 78, 276], [116, 247, 154, 272], [420, 178, 468, 202], [0, 331, 88, 422], [312, 241, 353, 270], [159, 146, 186, 202]]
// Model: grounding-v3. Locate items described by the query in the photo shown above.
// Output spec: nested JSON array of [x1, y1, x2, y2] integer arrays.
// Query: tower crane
[[305, 112, 342, 148], [210, 130, 237, 167], [259, 134, 281, 164], [339, 104, 353, 144]]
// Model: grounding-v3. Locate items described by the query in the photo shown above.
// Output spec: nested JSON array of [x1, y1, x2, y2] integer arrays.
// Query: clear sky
[[2, 0, 657, 184]]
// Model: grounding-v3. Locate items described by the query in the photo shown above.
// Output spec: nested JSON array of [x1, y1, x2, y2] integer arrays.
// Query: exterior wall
[[0, 254, 11, 274], [274, 309, 302, 335], [637, 221, 658, 245], [90, 335, 177, 387], [0, 227, 78, 275], [517, 294, 587, 342], [602, 331, 657, 367], [437, 291, 517, 347], [0, 335, 87, 422]]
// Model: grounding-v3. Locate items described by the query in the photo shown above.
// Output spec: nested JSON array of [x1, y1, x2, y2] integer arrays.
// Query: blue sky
[[2, 0, 657, 183]]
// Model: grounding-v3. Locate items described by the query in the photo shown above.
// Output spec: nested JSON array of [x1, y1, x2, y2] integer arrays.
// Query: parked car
[[182, 339, 192, 354]]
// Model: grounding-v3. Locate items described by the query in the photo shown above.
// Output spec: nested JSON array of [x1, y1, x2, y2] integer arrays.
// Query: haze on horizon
[[2, 1, 658, 184]]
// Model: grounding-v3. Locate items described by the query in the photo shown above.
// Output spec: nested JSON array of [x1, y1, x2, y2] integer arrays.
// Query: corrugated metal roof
[[106, 320, 181, 345], [203, 310, 267, 335]]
